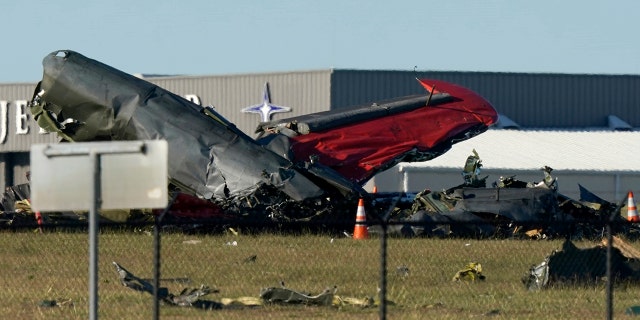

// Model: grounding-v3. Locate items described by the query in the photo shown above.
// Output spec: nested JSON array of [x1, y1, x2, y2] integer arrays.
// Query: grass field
[[2, 228, 640, 319]]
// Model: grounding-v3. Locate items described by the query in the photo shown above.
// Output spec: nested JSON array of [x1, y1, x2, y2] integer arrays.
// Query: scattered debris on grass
[[523, 236, 640, 290], [112, 261, 385, 310], [260, 284, 336, 306], [396, 265, 410, 278], [38, 299, 73, 308], [113, 261, 221, 309], [452, 262, 486, 282]]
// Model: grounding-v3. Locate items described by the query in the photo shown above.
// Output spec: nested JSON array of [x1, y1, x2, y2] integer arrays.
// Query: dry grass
[[2, 228, 640, 319]]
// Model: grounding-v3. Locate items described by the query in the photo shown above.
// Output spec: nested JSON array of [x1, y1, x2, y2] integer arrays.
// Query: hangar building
[[0, 65, 638, 201]]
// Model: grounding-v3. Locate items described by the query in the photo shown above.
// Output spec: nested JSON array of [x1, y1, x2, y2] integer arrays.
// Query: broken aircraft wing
[[256, 79, 498, 184]]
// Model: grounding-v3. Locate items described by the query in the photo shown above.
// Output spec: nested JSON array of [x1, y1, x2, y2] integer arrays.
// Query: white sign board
[[30, 140, 168, 211]]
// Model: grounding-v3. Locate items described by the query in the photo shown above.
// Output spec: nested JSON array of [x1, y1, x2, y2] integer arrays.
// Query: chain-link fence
[[3, 210, 640, 320]]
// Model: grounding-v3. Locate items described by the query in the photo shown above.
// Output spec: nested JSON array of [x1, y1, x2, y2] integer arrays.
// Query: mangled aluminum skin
[[29, 50, 324, 202], [28, 50, 497, 221], [368, 150, 632, 239], [523, 238, 640, 290]]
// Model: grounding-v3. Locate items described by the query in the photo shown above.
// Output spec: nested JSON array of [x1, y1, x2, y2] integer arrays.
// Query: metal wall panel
[[330, 70, 427, 108], [10, 152, 30, 186], [331, 70, 640, 128], [0, 154, 6, 188], [0, 152, 30, 187], [148, 70, 333, 136]]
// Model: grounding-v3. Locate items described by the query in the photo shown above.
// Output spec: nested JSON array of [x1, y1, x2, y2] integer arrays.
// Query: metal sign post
[[89, 150, 100, 320], [31, 140, 168, 320]]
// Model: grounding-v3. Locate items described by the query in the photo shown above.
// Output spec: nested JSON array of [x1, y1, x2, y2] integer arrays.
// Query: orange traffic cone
[[628, 191, 639, 222], [353, 198, 369, 239], [372, 186, 378, 193]]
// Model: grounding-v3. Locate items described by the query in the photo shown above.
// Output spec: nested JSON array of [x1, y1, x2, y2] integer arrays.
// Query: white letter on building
[[15, 100, 29, 135], [0, 101, 7, 143]]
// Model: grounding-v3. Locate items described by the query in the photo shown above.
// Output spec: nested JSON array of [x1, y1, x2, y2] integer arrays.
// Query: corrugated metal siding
[[0, 154, 7, 188], [415, 72, 640, 128], [330, 71, 428, 108], [0, 83, 59, 152], [10, 152, 30, 186], [0, 152, 30, 187], [0, 83, 35, 97], [331, 70, 640, 128], [148, 70, 333, 136]]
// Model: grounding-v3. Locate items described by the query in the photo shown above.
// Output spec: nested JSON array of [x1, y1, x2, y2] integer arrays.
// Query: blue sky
[[2, 0, 639, 83]]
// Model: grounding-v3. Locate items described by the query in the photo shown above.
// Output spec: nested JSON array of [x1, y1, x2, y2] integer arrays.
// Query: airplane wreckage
[[0, 50, 634, 239]]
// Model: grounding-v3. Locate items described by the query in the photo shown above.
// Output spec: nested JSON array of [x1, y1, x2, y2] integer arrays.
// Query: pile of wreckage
[[2, 49, 497, 230], [1, 50, 636, 241], [372, 149, 638, 240], [2, 147, 636, 242], [523, 236, 640, 290]]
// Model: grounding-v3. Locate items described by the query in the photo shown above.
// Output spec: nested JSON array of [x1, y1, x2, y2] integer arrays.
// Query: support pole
[[606, 220, 613, 320], [153, 215, 161, 320], [379, 221, 387, 320], [89, 151, 101, 320]]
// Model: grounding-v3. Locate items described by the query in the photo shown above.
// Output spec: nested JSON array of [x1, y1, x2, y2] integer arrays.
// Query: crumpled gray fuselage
[[32, 50, 323, 202]]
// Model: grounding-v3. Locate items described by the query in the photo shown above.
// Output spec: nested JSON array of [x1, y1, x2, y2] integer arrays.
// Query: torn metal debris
[[452, 262, 486, 282], [23, 49, 497, 224], [112, 262, 380, 310], [113, 261, 222, 309], [371, 149, 635, 240], [523, 236, 640, 290], [259, 284, 337, 306]]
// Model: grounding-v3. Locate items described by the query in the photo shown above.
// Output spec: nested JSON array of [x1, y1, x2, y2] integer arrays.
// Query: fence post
[[379, 221, 387, 320], [605, 219, 613, 320], [89, 151, 100, 320], [153, 191, 177, 319], [153, 214, 161, 320]]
